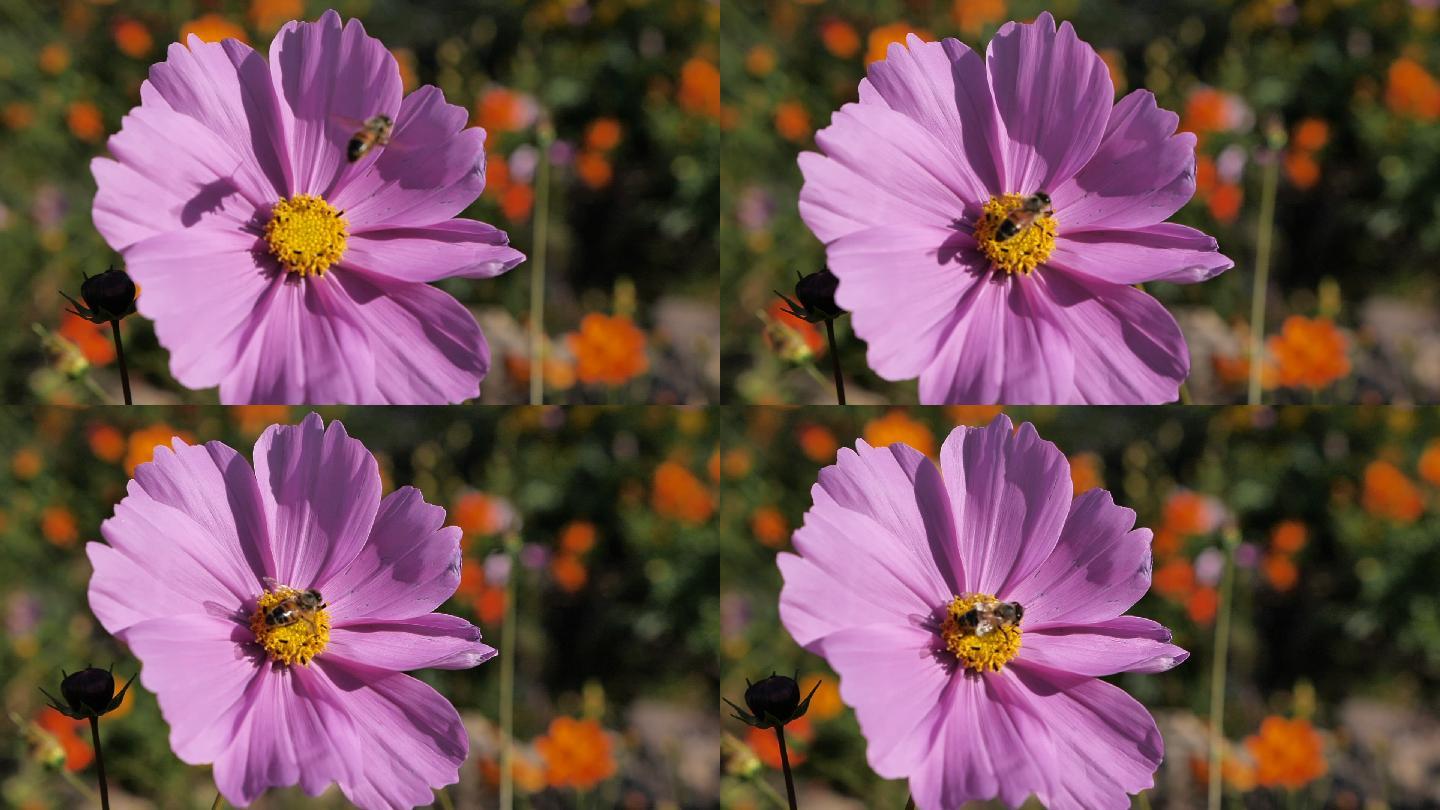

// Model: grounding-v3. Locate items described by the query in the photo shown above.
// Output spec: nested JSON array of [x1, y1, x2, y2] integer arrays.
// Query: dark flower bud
[[62, 267, 137, 324], [724, 673, 821, 729], [41, 665, 135, 720], [775, 268, 844, 323]]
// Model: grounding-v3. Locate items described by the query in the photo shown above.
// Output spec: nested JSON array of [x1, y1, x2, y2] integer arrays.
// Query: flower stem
[[1246, 154, 1280, 406], [824, 319, 845, 405], [529, 122, 555, 406], [211, 793, 225, 810], [1179, 381, 1193, 405], [774, 726, 797, 810], [499, 533, 520, 810], [88, 717, 110, 810], [436, 788, 456, 810], [109, 319, 132, 405], [1207, 533, 1238, 810], [904, 797, 915, 810]]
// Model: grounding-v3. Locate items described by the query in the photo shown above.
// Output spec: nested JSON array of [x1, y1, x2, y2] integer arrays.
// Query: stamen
[[248, 585, 331, 666], [939, 593, 1023, 673], [973, 193, 1058, 276], [263, 194, 348, 277]]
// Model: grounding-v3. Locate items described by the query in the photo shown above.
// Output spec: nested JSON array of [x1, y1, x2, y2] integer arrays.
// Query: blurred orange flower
[[652, 461, 715, 524], [249, 0, 303, 33], [952, 0, 1007, 37], [1163, 490, 1222, 537], [796, 423, 838, 463], [1270, 520, 1308, 554], [1208, 182, 1243, 223], [113, 19, 152, 58], [1385, 57, 1440, 121], [1262, 553, 1299, 592], [1069, 452, 1103, 495], [804, 677, 844, 720], [536, 717, 616, 790], [819, 19, 861, 59], [38, 43, 70, 75], [723, 448, 753, 479], [1420, 439, 1440, 487], [559, 521, 597, 554], [1152, 558, 1196, 602], [1267, 316, 1349, 391], [453, 492, 507, 537], [945, 405, 1004, 426], [678, 57, 721, 118], [231, 405, 291, 436], [479, 753, 546, 793], [575, 151, 613, 189], [474, 87, 534, 133], [866, 23, 930, 65], [1362, 459, 1423, 524], [12, 447, 42, 480], [1181, 87, 1246, 138], [125, 424, 193, 475], [1292, 118, 1329, 151], [36, 709, 92, 772], [87, 424, 125, 463], [550, 554, 588, 594], [179, 13, 248, 45], [1283, 151, 1319, 190], [501, 183, 534, 221], [1186, 586, 1218, 625], [41, 506, 79, 548], [762, 299, 824, 362], [747, 715, 813, 768], [751, 506, 789, 548], [774, 101, 811, 142], [58, 315, 116, 366], [567, 313, 649, 386], [1245, 716, 1327, 789], [863, 410, 935, 457], [584, 118, 623, 151], [67, 102, 105, 143], [745, 45, 777, 77], [3, 102, 34, 130]]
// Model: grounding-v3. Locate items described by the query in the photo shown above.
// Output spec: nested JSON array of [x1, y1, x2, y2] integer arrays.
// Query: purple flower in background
[[779, 414, 1186, 809], [92, 10, 525, 404], [87, 413, 494, 808], [798, 13, 1232, 403]]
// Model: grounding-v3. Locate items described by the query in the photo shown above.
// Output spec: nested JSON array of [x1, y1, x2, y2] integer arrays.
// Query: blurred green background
[[0, 0, 720, 404], [722, 0, 1440, 405], [720, 405, 1440, 808], [0, 405, 719, 808]]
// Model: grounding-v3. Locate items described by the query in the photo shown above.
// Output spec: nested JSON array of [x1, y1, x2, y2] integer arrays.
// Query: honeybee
[[994, 192, 1053, 242], [347, 114, 394, 162], [954, 598, 1024, 637], [261, 577, 326, 633]]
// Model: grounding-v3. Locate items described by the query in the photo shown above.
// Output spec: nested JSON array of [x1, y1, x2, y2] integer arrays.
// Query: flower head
[[86, 413, 495, 808], [779, 414, 1186, 809], [42, 665, 137, 720], [1244, 716, 1327, 789], [62, 267, 137, 324], [92, 11, 525, 404], [799, 14, 1232, 403], [535, 717, 617, 790]]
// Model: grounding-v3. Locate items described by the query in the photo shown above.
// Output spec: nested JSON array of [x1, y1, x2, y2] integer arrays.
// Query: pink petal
[[211, 666, 307, 805], [142, 36, 292, 199], [307, 659, 470, 808], [1021, 616, 1189, 676], [859, 34, 1000, 203], [331, 85, 487, 229], [827, 225, 985, 381], [323, 487, 463, 621], [341, 220, 525, 283], [123, 226, 274, 391], [800, 102, 976, 243], [918, 276, 1078, 405], [252, 413, 380, 589], [92, 106, 262, 249], [220, 276, 382, 405], [906, 675, 999, 808], [268, 10, 402, 198], [1008, 488, 1155, 625], [986, 12, 1113, 193], [335, 269, 489, 404], [1009, 662, 1166, 809], [1049, 223, 1234, 285], [121, 614, 263, 764], [1051, 90, 1197, 230], [819, 622, 952, 778], [938, 415, 1072, 596], [1027, 269, 1189, 404], [327, 613, 496, 671]]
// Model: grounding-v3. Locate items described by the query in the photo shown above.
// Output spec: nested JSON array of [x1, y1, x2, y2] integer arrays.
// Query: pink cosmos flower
[[778, 414, 1187, 809], [87, 413, 495, 808], [92, 10, 525, 404], [799, 13, 1232, 404]]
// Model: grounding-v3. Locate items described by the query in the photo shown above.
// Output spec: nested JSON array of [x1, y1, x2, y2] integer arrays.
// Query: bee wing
[[261, 575, 284, 592]]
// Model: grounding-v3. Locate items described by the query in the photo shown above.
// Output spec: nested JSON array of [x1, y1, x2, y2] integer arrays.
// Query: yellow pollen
[[939, 593, 1023, 673], [973, 193, 1058, 276], [248, 586, 331, 666], [263, 194, 348, 277]]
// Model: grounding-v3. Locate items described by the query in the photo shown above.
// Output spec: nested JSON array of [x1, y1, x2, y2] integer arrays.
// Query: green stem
[[775, 726, 798, 810], [211, 793, 225, 810], [1207, 534, 1238, 810], [110, 320, 132, 405], [1247, 155, 1280, 406], [1179, 381, 1193, 405], [824, 319, 845, 405], [88, 717, 110, 810], [499, 533, 520, 810], [436, 788, 455, 810], [529, 123, 554, 406]]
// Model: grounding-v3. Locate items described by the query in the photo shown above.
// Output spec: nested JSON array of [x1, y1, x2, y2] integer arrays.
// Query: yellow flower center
[[973, 193, 1058, 276], [248, 586, 331, 666], [939, 593, 1023, 673], [263, 194, 348, 277]]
